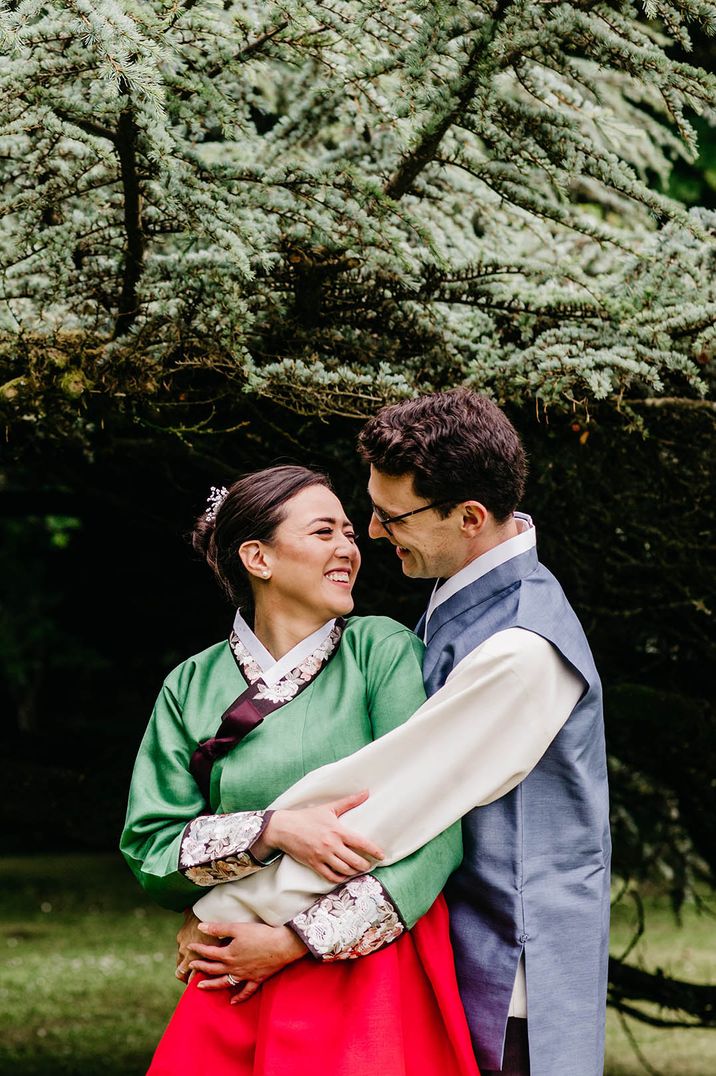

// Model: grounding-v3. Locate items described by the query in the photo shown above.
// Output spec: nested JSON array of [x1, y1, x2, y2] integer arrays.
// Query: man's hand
[[175, 908, 214, 983], [188, 921, 307, 1003], [253, 791, 385, 883]]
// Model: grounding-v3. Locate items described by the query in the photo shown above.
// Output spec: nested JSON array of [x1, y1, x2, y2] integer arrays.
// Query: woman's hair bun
[[191, 513, 216, 562]]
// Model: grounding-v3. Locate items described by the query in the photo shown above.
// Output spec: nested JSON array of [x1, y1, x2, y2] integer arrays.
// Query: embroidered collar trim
[[231, 610, 337, 688], [229, 619, 344, 704]]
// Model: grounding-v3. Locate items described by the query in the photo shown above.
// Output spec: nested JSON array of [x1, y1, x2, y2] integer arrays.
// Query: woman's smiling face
[[258, 485, 361, 622]]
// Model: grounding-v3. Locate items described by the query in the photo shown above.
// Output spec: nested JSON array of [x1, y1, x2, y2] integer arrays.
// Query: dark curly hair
[[192, 464, 333, 607], [358, 389, 526, 522]]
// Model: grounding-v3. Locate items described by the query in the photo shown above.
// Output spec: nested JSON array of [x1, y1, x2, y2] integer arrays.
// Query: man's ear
[[460, 501, 488, 536], [238, 541, 271, 580]]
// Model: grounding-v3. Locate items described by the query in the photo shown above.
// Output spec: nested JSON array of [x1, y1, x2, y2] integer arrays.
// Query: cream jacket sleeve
[[194, 628, 584, 926]]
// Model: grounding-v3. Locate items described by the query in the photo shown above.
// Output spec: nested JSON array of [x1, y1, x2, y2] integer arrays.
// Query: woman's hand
[[175, 909, 215, 983], [188, 921, 307, 1003], [254, 791, 385, 883]]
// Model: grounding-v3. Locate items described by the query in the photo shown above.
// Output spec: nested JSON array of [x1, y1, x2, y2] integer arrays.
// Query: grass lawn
[[1, 854, 714, 1075], [606, 892, 715, 1075], [1, 855, 179, 1076]]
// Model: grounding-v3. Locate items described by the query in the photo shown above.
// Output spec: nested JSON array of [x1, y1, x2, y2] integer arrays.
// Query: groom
[[351, 390, 611, 1075], [189, 390, 611, 1076]]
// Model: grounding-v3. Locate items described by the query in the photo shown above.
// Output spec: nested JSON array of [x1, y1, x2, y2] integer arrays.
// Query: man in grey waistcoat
[[352, 389, 611, 1076], [180, 389, 611, 1076]]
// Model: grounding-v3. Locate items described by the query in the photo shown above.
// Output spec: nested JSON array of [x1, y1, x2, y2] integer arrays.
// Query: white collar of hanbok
[[424, 512, 536, 641], [232, 610, 337, 688]]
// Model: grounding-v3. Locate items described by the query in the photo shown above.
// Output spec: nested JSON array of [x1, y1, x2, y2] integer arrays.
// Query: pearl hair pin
[[204, 486, 228, 522]]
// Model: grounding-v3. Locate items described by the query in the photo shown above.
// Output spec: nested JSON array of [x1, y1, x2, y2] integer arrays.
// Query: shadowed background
[[1, 402, 714, 1075]]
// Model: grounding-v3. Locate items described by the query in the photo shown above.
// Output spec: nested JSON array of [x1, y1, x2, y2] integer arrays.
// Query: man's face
[[367, 466, 461, 579]]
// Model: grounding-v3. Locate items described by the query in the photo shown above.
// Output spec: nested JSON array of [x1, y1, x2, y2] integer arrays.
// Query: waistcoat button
[[519, 933, 529, 943]]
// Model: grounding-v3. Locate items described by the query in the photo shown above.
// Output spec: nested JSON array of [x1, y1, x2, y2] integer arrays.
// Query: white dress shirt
[[424, 512, 535, 641]]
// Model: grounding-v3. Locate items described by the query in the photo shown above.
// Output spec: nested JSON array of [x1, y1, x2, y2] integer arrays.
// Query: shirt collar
[[232, 610, 337, 688], [423, 512, 536, 642]]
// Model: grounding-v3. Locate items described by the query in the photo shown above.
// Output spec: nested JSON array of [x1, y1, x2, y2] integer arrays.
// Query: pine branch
[[112, 84, 145, 340], [163, 0, 201, 32], [384, 1, 513, 201], [1, 0, 714, 427], [206, 20, 290, 76], [609, 956, 716, 1028], [52, 108, 117, 144], [627, 397, 716, 411]]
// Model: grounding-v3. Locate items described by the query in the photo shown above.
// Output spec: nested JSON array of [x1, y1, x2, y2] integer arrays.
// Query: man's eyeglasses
[[371, 499, 455, 537]]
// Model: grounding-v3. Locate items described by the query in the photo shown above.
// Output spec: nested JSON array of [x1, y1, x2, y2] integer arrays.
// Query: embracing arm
[[187, 624, 459, 991], [185, 826, 462, 996], [193, 628, 584, 951], [194, 625, 463, 952], [119, 674, 274, 911], [287, 626, 462, 958]]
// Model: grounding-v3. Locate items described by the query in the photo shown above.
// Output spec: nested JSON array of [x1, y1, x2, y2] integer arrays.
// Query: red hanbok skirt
[[147, 895, 480, 1076]]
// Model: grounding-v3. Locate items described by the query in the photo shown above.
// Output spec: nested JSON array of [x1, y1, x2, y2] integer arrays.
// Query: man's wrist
[[278, 923, 308, 962]]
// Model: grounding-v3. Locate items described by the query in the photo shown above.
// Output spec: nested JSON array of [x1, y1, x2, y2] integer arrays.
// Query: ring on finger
[[227, 974, 242, 987]]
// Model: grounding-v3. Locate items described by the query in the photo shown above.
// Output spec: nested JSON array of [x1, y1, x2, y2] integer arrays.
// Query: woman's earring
[[262, 570, 270, 578]]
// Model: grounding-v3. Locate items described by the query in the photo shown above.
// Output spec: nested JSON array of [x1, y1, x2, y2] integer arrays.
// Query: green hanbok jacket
[[120, 616, 461, 956]]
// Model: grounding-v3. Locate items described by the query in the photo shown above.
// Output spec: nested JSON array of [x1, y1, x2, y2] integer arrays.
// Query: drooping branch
[[164, 0, 201, 31], [205, 20, 290, 78], [112, 83, 145, 340], [626, 397, 716, 412], [1, 0, 715, 435], [384, 2, 513, 201], [52, 108, 117, 144], [170, 19, 291, 106], [609, 956, 716, 1028]]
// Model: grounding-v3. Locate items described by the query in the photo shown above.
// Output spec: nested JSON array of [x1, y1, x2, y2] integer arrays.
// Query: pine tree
[[1, 0, 715, 443], [1, 3, 716, 1042]]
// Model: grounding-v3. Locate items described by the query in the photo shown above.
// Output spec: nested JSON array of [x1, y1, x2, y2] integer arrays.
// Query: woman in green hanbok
[[121, 465, 480, 1076]]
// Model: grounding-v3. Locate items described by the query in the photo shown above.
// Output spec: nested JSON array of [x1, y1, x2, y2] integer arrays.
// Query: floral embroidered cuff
[[179, 809, 275, 885], [289, 875, 405, 960]]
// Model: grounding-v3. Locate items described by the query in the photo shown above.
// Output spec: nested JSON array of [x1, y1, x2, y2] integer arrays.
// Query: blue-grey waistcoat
[[417, 545, 611, 1076]]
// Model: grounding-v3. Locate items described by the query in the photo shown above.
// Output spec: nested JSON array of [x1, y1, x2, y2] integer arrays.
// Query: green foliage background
[[1, 0, 715, 1058]]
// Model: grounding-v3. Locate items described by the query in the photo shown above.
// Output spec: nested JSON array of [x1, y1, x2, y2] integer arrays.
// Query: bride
[[121, 464, 480, 1076]]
